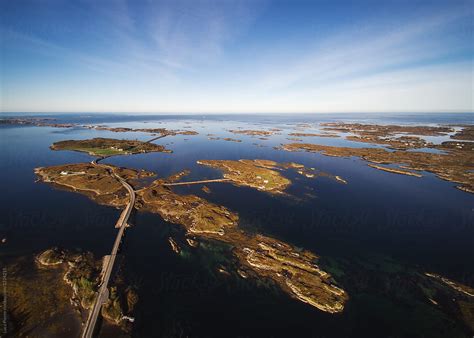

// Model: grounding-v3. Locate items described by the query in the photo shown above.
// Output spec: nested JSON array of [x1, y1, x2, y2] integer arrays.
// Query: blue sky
[[1, 0, 472, 113]]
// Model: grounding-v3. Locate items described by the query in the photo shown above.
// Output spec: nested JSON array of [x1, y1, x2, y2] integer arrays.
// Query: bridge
[[145, 133, 169, 143], [162, 178, 231, 186], [81, 158, 136, 338], [81, 161, 229, 336]]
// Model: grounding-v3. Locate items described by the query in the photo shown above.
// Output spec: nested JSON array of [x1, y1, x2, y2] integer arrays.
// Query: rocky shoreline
[[36, 248, 137, 330]]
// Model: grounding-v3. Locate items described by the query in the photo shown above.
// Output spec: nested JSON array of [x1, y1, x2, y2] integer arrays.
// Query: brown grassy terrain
[[137, 185, 238, 235], [35, 163, 154, 207], [281, 143, 474, 193], [319, 122, 460, 150], [321, 122, 454, 136], [198, 159, 346, 193], [450, 125, 474, 141], [197, 159, 291, 194], [51, 138, 169, 156], [135, 180, 348, 312]]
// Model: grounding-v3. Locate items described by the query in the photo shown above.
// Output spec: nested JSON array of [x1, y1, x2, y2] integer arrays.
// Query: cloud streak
[[1, 0, 472, 112], [252, 7, 472, 92]]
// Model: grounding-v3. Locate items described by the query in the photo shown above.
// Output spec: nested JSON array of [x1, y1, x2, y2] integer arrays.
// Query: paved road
[[81, 158, 135, 338], [81, 161, 227, 336]]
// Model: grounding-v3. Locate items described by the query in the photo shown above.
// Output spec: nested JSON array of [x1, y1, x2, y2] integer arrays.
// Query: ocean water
[[1, 113, 473, 337]]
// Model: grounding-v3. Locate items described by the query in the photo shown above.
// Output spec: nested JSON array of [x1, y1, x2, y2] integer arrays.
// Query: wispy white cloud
[[146, 0, 265, 67], [1, 0, 471, 112], [250, 62, 473, 113], [252, 7, 472, 92], [1, 0, 264, 77]]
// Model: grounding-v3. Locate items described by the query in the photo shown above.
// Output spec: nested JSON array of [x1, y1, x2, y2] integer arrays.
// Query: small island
[[197, 159, 292, 194], [50, 137, 170, 156], [208, 136, 242, 142], [35, 163, 154, 207], [197, 159, 346, 194], [289, 132, 340, 138], [367, 164, 422, 177], [228, 129, 276, 136], [320, 122, 454, 136], [318, 122, 458, 150], [281, 142, 473, 194]]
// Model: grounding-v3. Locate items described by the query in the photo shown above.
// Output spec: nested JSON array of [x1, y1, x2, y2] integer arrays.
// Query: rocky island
[[319, 122, 456, 150], [2, 247, 136, 337], [367, 164, 423, 177], [37, 248, 136, 329], [281, 122, 474, 194], [208, 136, 242, 142], [321, 122, 454, 136], [450, 125, 474, 141], [197, 159, 292, 194], [281, 143, 473, 193], [228, 129, 276, 136], [289, 132, 340, 138]]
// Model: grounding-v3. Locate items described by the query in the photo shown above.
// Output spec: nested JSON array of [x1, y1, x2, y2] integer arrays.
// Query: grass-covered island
[[50, 137, 170, 156], [197, 159, 346, 194], [35, 163, 154, 207]]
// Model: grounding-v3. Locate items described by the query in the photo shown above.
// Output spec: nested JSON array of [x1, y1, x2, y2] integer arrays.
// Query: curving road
[[81, 158, 135, 338]]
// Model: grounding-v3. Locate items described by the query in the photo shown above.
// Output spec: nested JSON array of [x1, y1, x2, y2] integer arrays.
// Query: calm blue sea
[[1, 112, 473, 337]]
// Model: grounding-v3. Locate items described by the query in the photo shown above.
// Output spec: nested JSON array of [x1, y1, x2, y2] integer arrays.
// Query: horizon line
[[1, 111, 473, 115]]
